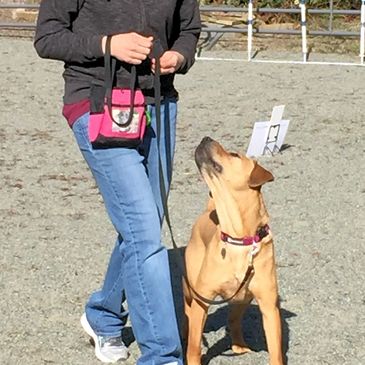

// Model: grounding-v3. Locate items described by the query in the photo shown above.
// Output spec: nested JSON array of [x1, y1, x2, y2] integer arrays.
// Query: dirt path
[[0, 37, 364, 365]]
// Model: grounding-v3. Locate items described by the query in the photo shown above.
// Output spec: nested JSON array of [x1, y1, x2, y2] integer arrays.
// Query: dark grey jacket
[[34, 0, 201, 104]]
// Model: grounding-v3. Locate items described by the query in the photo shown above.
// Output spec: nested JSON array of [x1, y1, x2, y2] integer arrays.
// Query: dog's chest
[[217, 265, 252, 301]]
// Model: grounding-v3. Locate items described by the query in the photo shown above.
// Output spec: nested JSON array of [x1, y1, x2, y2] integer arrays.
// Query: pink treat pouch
[[89, 88, 146, 148], [88, 35, 146, 149]]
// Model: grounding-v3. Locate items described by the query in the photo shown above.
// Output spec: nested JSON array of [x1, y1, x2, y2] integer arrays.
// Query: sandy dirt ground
[[0, 37, 364, 365]]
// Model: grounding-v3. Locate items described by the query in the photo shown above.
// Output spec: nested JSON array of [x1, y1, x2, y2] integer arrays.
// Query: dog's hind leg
[[228, 299, 253, 354]]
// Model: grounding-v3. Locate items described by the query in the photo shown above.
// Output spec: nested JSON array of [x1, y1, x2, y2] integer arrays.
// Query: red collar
[[221, 224, 270, 246]]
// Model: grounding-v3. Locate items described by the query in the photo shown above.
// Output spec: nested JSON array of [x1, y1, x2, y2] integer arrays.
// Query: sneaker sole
[[80, 313, 128, 363]]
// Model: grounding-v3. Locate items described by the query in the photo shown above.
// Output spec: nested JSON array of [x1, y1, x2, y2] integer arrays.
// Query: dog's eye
[[229, 152, 240, 158]]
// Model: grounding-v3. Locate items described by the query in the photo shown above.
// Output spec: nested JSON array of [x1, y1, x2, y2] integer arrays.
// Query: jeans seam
[[93, 268, 125, 336], [133, 235, 166, 353]]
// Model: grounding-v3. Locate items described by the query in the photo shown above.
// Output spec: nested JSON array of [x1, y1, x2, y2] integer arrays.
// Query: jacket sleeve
[[170, 0, 201, 74], [34, 0, 104, 63]]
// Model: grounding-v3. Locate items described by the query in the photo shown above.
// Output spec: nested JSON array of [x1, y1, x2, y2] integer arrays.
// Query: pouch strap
[[104, 35, 137, 128]]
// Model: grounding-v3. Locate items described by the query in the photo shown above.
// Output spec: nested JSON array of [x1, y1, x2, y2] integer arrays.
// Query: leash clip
[[251, 241, 260, 257]]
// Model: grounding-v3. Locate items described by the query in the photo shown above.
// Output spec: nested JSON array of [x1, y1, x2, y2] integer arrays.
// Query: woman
[[34, 0, 201, 364]]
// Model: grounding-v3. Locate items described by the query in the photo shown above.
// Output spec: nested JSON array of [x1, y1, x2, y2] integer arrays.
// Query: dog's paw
[[231, 344, 252, 354]]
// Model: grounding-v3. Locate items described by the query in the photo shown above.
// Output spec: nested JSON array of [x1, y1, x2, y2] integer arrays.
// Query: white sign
[[246, 105, 290, 157]]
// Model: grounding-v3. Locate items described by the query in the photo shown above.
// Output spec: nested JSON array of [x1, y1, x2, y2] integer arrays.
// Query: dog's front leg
[[255, 293, 283, 365], [228, 300, 253, 354], [186, 298, 208, 365]]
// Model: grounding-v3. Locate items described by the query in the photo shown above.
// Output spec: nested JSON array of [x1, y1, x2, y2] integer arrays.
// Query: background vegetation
[[198, 1, 360, 8]]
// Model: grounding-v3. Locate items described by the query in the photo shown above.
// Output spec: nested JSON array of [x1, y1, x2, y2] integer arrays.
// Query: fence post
[[360, 0, 365, 64], [247, 0, 254, 61], [329, 0, 334, 32], [300, 0, 308, 62]]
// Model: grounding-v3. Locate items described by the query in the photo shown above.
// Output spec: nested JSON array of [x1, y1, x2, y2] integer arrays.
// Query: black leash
[[151, 43, 255, 306]]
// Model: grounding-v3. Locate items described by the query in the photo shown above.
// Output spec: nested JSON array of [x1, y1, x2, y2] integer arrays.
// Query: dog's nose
[[201, 136, 213, 143], [197, 136, 214, 154], [200, 136, 214, 146], [195, 137, 214, 169]]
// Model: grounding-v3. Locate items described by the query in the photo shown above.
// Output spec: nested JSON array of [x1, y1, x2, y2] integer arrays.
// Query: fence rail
[[201, 6, 361, 15], [0, 4, 38, 9]]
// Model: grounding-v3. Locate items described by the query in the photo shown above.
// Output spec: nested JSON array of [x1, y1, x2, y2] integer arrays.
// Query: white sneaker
[[80, 313, 129, 363]]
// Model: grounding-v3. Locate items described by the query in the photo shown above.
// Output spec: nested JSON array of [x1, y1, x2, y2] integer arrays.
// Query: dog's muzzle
[[195, 137, 222, 174]]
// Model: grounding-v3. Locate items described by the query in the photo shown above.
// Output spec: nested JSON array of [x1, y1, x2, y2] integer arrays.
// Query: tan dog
[[183, 137, 283, 365]]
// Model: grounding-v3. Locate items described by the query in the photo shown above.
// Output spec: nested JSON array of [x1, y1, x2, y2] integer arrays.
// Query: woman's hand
[[102, 33, 154, 65], [151, 51, 185, 75]]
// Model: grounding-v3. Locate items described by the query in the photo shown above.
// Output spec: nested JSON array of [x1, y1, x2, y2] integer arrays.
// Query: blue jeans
[[72, 99, 182, 365]]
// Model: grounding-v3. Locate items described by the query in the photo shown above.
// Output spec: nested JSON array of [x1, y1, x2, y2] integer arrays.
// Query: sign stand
[[246, 105, 290, 157]]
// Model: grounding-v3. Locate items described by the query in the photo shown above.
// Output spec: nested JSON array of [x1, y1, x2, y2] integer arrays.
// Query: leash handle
[[104, 35, 137, 128]]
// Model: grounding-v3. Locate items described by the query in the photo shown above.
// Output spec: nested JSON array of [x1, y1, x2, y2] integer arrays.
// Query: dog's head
[[195, 136, 274, 192], [195, 137, 274, 237]]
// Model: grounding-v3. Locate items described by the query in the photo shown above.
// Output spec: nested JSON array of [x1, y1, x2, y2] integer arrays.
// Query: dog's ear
[[248, 162, 274, 188]]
